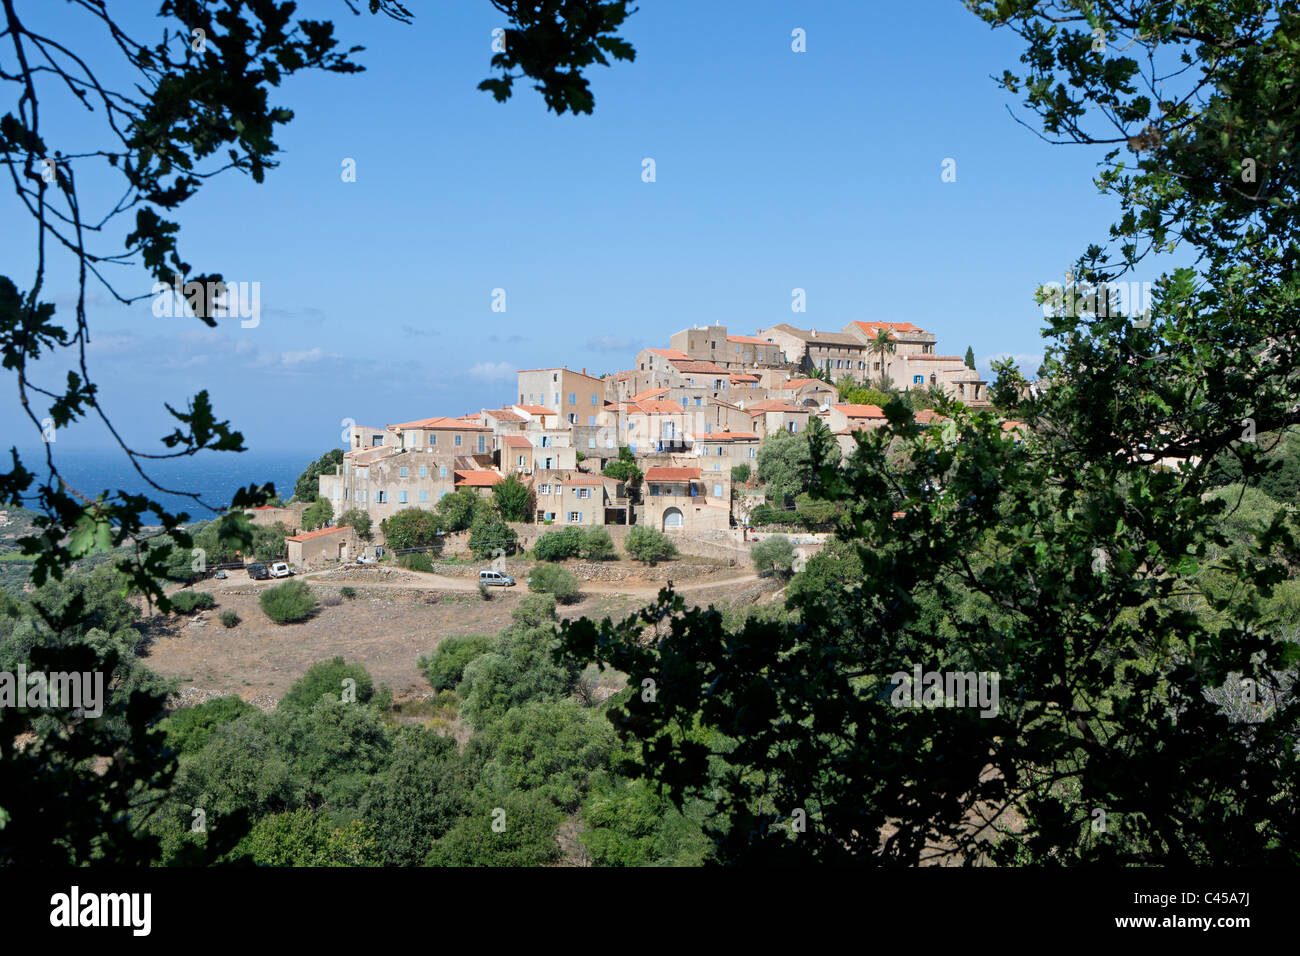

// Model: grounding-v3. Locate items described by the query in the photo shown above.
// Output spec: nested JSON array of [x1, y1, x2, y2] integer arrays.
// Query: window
[[681, 398, 688, 408], [914, 375, 924, 385], [419, 490, 428, 502], [788, 421, 798, 433], [553, 393, 560, 407], [568, 393, 576, 405], [568, 512, 582, 523], [478, 435, 486, 453], [517, 455, 526, 467], [695, 397, 702, 405], [714, 484, 722, 497], [429, 434, 436, 446], [454, 434, 462, 447], [714, 462, 721, 471], [605, 436, 614, 448], [520, 394, 524, 403], [577, 488, 591, 499], [718, 446, 725, 455], [588, 438, 596, 448], [705, 423, 712, 433], [371, 435, 383, 447], [568, 413, 577, 424], [439, 466, 446, 478], [358, 467, 368, 479], [419, 466, 427, 478], [748, 447, 757, 458], [541, 436, 551, 447], [399, 466, 408, 477], [591, 393, 598, 406], [399, 490, 408, 503], [735, 345, 741, 354], [587, 415, 596, 426], [358, 490, 367, 504], [376, 490, 387, 503]]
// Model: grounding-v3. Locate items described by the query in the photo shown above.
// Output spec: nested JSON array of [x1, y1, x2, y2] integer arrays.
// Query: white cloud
[[280, 347, 326, 366], [979, 352, 1044, 380], [467, 361, 516, 382]]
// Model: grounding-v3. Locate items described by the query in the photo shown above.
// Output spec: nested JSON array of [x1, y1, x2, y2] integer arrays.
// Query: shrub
[[533, 527, 583, 561], [340, 586, 357, 600], [259, 579, 318, 624], [794, 493, 837, 527], [513, 593, 557, 627], [336, 508, 373, 541], [580, 525, 616, 561], [301, 496, 333, 532], [731, 464, 752, 484], [469, 511, 517, 560], [280, 657, 374, 711], [527, 563, 582, 604], [320, 593, 343, 607], [380, 508, 440, 549], [478, 580, 491, 600], [170, 591, 215, 615], [419, 634, 494, 692], [751, 535, 797, 577], [219, 610, 240, 628], [624, 526, 677, 565], [399, 551, 435, 573]]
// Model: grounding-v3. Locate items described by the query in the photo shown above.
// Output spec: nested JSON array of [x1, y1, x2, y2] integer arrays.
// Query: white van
[[478, 569, 515, 587], [269, 562, 293, 578]]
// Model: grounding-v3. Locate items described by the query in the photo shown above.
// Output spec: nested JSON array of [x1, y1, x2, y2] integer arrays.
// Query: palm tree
[[868, 329, 897, 385]]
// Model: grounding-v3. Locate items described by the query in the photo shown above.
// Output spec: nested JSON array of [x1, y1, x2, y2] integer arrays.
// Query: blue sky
[[2, 0, 1131, 457]]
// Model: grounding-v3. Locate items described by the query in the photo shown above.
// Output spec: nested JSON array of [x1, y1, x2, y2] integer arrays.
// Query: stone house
[[286, 525, 357, 570]]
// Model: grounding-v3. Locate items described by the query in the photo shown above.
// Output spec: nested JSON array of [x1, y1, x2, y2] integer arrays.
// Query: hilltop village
[[279, 321, 992, 563]]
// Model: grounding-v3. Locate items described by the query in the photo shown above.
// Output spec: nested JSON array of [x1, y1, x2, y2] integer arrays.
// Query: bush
[[259, 580, 319, 624], [336, 508, 373, 541], [527, 563, 581, 604], [794, 492, 837, 527], [170, 591, 216, 615], [399, 551, 435, 573], [340, 586, 357, 600], [624, 526, 677, 565], [419, 634, 495, 692], [280, 657, 374, 711], [380, 508, 441, 550], [580, 525, 616, 561], [478, 581, 491, 600], [469, 511, 517, 560], [533, 527, 584, 561], [731, 464, 752, 485], [219, 610, 240, 628], [513, 593, 557, 627], [751, 534, 797, 577], [301, 496, 333, 532]]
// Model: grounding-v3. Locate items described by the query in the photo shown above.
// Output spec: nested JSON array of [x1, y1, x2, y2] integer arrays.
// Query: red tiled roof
[[502, 435, 532, 448], [648, 348, 689, 360], [644, 466, 701, 481], [781, 378, 830, 389], [512, 405, 557, 416], [669, 359, 729, 374], [454, 471, 503, 487], [850, 321, 924, 335], [745, 400, 802, 414], [391, 416, 490, 431], [287, 525, 352, 543], [914, 409, 948, 424], [726, 334, 772, 345], [833, 403, 886, 418], [729, 373, 759, 382], [484, 408, 524, 422], [900, 355, 965, 362], [630, 387, 669, 402]]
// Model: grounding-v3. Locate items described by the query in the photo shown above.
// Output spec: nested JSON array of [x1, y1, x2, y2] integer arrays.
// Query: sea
[[6, 447, 325, 524]]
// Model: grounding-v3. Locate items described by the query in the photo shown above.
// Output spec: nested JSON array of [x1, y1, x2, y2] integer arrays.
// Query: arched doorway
[[662, 507, 684, 530]]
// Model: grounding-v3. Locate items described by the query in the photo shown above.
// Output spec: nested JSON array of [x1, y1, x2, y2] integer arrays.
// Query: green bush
[[533, 527, 583, 561], [158, 695, 255, 756], [259, 580, 318, 624], [527, 563, 581, 603], [731, 464, 752, 485], [794, 492, 837, 527], [399, 551, 435, 572], [624, 526, 677, 565], [340, 586, 357, 600], [280, 657, 374, 711], [751, 535, 797, 577], [469, 511, 518, 560], [419, 634, 494, 692], [580, 525, 616, 561], [170, 591, 216, 615], [512, 593, 557, 627], [219, 610, 240, 628]]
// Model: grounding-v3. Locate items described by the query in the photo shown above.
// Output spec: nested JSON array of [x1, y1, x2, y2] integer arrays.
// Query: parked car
[[478, 569, 515, 587], [269, 562, 293, 579], [356, 554, 377, 565], [247, 563, 270, 580], [214, 569, 228, 580]]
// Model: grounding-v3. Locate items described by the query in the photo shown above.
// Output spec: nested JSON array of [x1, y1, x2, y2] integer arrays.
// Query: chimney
[[811, 328, 817, 337]]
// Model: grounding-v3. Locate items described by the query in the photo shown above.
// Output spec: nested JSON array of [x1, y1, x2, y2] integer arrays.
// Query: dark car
[[247, 563, 271, 580]]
